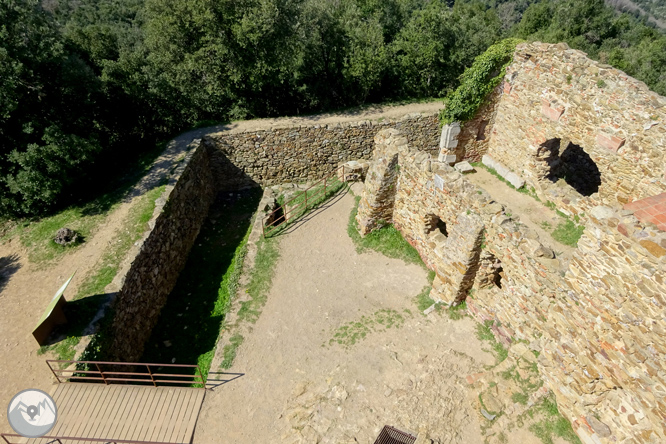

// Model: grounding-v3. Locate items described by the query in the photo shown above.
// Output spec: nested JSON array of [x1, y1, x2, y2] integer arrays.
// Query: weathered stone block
[[439, 122, 461, 150], [596, 133, 625, 153], [505, 172, 525, 189], [541, 98, 565, 121], [454, 161, 475, 174]]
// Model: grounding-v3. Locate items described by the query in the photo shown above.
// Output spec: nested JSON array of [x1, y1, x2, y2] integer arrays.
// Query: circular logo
[[7, 389, 58, 438]]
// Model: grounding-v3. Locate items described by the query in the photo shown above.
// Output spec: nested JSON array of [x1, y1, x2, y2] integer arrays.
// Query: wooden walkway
[[27, 383, 205, 444]]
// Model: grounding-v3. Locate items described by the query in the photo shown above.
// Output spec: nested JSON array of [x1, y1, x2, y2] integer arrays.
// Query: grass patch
[[347, 196, 424, 266], [10, 199, 118, 265], [329, 309, 408, 348], [140, 188, 261, 385], [512, 392, 529, 405], [551, 219, 585, 247], [476, 320, 508, 363], [414, 285, 437, 313], [39, 185, 165, 361], [75, 185, 165, 299], [237, 236, 280, 324], [468, 162, 586, 248], [38, 336, 79, 362], [220, 334, 245, 370], [528, 396, 581, 444], [448, 300, 468, 320]]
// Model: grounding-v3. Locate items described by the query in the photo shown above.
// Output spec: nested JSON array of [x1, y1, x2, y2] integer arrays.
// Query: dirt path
[[0, 101, 442, 433], [205, 100, 442, 134], [193, 189, 495, 444]]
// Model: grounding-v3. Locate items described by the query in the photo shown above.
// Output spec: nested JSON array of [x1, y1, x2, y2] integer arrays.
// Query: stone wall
[[355, 129, 403, 235], [441, 86, 503, 164], [483, 42, 666, 222], [202, 113, 440, 190], [107, 142, 216, 362], [360, 127, 666, 444]]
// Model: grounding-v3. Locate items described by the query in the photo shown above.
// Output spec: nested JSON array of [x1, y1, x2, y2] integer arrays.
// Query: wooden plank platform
[[26, 383, 205, 444]]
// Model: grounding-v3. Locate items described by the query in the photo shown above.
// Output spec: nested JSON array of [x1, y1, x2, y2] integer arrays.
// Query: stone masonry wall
[[360, 127, 666, 444], [448, 86, 504, 163], [486, 42, 666, 221], [202, 113, 440, 190], [108, 142, 216, 362], [356, 129, 403, 235]]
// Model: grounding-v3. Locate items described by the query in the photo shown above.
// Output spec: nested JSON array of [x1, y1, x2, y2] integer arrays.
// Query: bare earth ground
[[0, 101, 441, 433], [194, 186, 569, 444]]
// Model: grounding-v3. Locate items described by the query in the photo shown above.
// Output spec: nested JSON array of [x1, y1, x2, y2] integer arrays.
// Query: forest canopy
[[1, 0, 665, 216]]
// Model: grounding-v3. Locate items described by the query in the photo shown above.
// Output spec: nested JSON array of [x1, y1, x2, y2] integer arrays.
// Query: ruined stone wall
[[450, 86, 504, 163], [360, 128, 666, 444], [486, 42, 666, 220], [202, 113, 440, 190], [108, 142, 216, 362]]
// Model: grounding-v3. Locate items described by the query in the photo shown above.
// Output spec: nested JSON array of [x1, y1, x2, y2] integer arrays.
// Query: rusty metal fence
[[262, 165, 348, 238], [46, 360, 205, 388]]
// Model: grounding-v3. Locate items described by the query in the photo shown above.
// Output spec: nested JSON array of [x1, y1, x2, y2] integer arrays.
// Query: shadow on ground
[[205, 371, 245, 390], [41, 293, 115, 347], [0, 254, 21, 293], [139, 188, 262, 378]]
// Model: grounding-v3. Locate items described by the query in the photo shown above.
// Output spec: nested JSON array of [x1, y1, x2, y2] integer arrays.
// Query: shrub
[[439, 38, 522, 125]]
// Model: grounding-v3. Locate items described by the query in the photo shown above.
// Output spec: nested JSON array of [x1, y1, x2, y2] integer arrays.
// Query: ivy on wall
[[439, 38, 523, 126]]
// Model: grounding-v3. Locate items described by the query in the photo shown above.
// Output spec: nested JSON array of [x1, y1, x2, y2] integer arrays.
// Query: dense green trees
[[1, 0, 665, 217]]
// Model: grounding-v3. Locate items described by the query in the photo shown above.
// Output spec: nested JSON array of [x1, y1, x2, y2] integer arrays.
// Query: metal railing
[[46, 360, 205, 388], [263, 165, 347, 238], [1, 433, 182, 444]]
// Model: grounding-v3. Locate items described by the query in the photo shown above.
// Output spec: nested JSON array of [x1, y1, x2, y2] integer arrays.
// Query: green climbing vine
[[439, 38, 523, 125]]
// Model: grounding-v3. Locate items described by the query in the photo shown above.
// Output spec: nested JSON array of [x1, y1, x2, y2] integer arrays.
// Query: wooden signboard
[[32, 273, 75, 345]]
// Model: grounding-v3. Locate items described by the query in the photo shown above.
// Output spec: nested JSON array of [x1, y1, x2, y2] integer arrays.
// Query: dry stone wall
[[202, 113, 440, 190], [359, 124, 666, 443], [108, 142, 216, 362]]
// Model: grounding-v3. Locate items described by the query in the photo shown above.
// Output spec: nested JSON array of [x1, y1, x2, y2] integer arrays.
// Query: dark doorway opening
[[539, 138, 601, 196], [424, 214, 448, 237]]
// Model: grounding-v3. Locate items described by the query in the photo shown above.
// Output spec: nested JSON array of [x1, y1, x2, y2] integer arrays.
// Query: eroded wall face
[[365, 127, 666, 444], [486, 42, 666, 221], [202, 114, 440, 190]]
